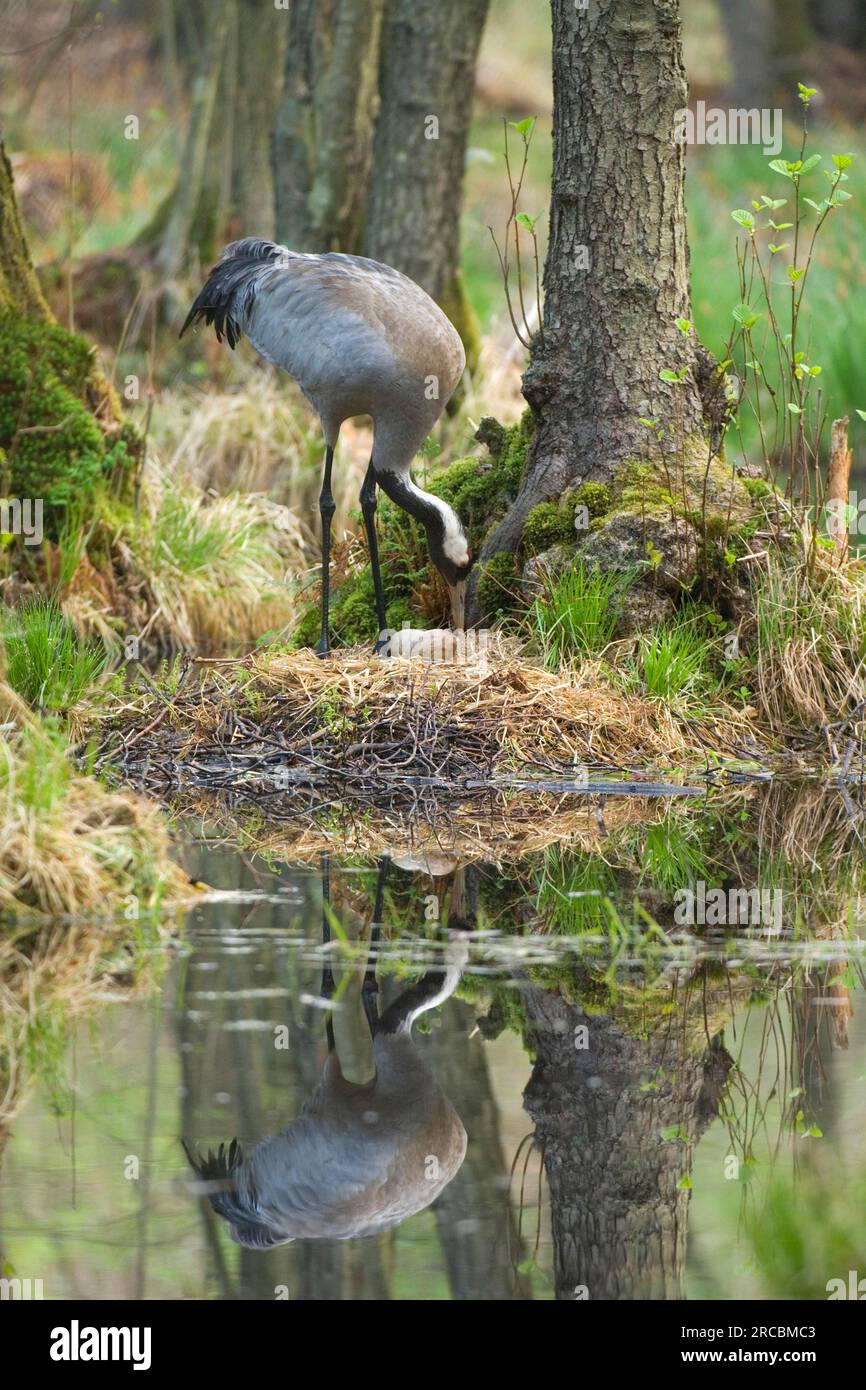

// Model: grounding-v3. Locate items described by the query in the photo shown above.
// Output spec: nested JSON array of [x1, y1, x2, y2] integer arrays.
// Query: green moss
[[476, 551, 518, 620], [429, 410, 532, 553], [573, 482, 610, 520], [522, 501, 573, 554], [0, 313, 135, 528], [609, 453, 753, 530], [700, 513, 731, 541], [292, 603, 324, 650], [743, 476, 772, 500]]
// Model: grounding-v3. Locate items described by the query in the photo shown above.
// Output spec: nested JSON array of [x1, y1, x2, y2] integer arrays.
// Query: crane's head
[[426, 502, 473, 630]]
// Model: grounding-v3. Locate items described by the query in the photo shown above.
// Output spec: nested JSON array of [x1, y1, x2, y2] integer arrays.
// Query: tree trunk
[[481, 0, 704, 563], [810, 0, 866, 46], [522, 984, 731, 1300], [0, 143, 51, 319], [273, 0, 385, 253], [155, 0, 231, 280], [721, 0, 773, 107], [231, 0, 287, 240], [362, 0, 490, 355], [770, 0, 816, 107]]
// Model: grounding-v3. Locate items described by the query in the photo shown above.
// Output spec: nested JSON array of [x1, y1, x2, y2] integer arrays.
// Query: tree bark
[[231, 0, 287, 240], [273, 0, 385, 253], [481, 0, 704, 564], [522, 984, 731, 1300], [362, 0, 490, 350], [809, 0, 866, 46], [155, 0, 231, 280], [0, 142, 52, 319], [720, 0, 774, 108]]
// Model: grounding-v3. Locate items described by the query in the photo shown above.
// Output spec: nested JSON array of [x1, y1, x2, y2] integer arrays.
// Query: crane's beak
[[448, 580, 466, 631]]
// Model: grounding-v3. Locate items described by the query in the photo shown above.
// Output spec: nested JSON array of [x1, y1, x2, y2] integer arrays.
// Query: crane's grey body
[[239, 247, 465, 454], [181, 239, 473, 648], [223, 1034, 466, 1244], [183, 915, 469, 1248]]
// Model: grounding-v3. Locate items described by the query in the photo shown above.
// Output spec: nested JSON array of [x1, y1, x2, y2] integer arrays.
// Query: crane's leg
[[362, 854, 389, 1030], [320, 850, 335, 1051], [315, 445, 336, 658], [360, 460, 388, 654]]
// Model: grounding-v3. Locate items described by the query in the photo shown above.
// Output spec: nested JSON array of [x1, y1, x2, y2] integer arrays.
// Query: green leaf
[[678, 1174, 693, 1190], [855, 409, 866, 422], [760, 195, 787, 209], [732, 303, 761, 328], [515, 211, 537, 232], [768, 243, 788, 254], [787, 402, 803, 414], [768, 158, 794, 179], [509, 117, 536, 137], [832, 153, 855, 171], [731, 208, 755, 229], [659, 368, 681, 383], [799, 153, 822, 174], [768, 220, 793, 230], [675, 317, 692, 333], [787, 265, 805, 282], [804, 197, 829, 213], [798, 83, 818, 103]]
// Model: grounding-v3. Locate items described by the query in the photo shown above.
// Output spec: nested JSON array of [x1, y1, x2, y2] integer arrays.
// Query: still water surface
[[2, 792, 865, 1301]]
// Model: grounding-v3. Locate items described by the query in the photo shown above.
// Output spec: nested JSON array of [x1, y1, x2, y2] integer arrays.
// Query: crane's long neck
[[374, 466, 468, 570]]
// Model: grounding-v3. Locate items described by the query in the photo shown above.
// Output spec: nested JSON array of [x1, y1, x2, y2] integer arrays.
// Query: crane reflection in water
[[182, 855, 471, 1246]]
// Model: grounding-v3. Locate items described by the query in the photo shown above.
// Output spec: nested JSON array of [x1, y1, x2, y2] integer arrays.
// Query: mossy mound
[[0, 313, 138, 527], [606, 453, 754, 535], [522, 501, 574, 555]]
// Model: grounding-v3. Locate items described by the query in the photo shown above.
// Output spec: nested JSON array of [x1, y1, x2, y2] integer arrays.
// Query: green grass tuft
[[1, 599, 107, 712]]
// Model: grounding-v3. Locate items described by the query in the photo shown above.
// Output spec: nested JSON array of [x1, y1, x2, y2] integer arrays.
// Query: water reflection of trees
[[3, 780, 865, 1300]]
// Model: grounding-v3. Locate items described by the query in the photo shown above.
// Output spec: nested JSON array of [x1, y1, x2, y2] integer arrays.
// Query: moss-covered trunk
[[0, 143, 51, 320], [361, 0, 490, 366], [479, 0, 705, 568], [1, 142, 135, 530], [273, 0, 385, 253]]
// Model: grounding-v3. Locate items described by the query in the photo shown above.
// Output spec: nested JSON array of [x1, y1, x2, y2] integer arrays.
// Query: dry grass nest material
[[98, 647, 770, 809]]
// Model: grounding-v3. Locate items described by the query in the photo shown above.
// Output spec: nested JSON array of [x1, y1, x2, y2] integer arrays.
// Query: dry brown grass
[[753, 540, 866, 733], [92, 647, 771, 866], [0, 678, 189, 922], [250, 647, 769, 768]]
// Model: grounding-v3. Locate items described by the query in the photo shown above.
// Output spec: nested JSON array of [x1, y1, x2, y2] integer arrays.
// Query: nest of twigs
[[92, 647, 769, 819]]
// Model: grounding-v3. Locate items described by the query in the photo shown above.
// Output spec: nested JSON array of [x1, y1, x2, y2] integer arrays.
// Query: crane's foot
[[314, 637, 331, 659], [373, 633, 390, 658]]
